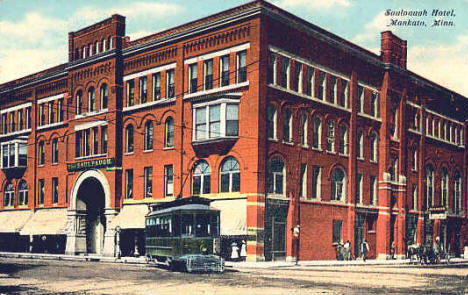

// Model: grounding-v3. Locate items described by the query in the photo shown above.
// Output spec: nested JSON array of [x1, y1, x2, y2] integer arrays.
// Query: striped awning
[[211, 198, 247, 236], [108, 204, 149, 229], [0, 210, 33, 233], [20, 208, 67, 235]]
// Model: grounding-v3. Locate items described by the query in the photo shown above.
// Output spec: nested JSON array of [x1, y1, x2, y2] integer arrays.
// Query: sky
[[0, 0, 467, 96]]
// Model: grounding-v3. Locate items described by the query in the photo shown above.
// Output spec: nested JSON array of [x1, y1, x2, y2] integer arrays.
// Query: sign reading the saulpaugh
[[67, 158, 115, 172]]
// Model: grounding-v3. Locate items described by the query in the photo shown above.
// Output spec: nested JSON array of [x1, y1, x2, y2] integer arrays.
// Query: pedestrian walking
[[361, 239, 369, 262]]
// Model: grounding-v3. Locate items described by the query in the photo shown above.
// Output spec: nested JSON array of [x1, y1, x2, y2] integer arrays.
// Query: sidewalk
[[0, 251, 466, 269]]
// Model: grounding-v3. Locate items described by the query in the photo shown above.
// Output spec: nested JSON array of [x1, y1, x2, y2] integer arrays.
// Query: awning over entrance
[[20, 208, 68, 236], [0, 210, 33, 233], [211, 198, 247, 236], [109, 204, 149, 230]]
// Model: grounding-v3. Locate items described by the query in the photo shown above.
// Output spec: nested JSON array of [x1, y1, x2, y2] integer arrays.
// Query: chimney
[[380, 31, 407, 69]]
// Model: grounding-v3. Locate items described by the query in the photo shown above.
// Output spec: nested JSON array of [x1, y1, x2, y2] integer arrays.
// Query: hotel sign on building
[[67, 158, 115, 172]]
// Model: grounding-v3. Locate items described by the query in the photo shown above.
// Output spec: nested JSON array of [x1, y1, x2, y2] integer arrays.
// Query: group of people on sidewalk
[[337, 239, 370, 261]]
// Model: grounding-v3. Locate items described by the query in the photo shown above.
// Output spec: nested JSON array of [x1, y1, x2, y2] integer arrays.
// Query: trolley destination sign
[[67, 158, 115, 172]]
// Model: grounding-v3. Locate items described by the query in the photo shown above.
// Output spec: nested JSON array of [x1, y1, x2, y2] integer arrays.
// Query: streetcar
[[145, 196, 224, 272]]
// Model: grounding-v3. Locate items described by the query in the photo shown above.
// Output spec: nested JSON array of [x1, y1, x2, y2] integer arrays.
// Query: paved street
[[0, 257, 467, 294]]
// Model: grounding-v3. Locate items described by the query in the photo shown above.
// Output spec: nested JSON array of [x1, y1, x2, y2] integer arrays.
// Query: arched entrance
[[76, 177, 105, 254], [65, 169, 117, 256]]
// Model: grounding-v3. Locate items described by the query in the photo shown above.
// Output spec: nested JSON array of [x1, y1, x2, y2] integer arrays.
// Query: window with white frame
[[189, 63, 198, 93], [357, 85, 364, 113], [236, 50, 247, 83], [76, 91, 82, 115], [144, 121, 153, 151], [295, 62, 302, 92], [165, 117, 174, 148], [39, 104, 45, 126], [220, 55, 230, 87], [1, 113, 7, 134], [220, 156, 240, 193], [125, 169, 133, 199], [192, 160, 211, 195], [267, 104, 277, 140], [300, 163, 307, 199], [193, 100, 239, 142], [267, 157, 285, 195], [139, 77, 148, 103], [300, 112, 308, 146], [268, 53, 276, 85], [3, 182, 14, 207], [144, 166, 152, 199], [88, 87, 96, 112], [426, 165, 434, 209], [412, 148, 418, 171], [412, 184, 418, 210], [356, 173, 363, 204], [313, 117, 321, 149], [326, 120, 335, 152], [127, 80, 135, 106], [454, 172, 461, 214], [370, 132, 378, 162], [357, 129, 363, 159], [306, 66, 315, 97], [391, 99, 399, 139], [312, 166, 321, 199], [441, 168, 448, 207], [390, 155, 398, 182], [92, 127, 98, 155], [100, 84, 108, 110], [280, 56, 289, 89], [370, 176, 377, 205], [340, 80, 348, 108], [318, 71, 326, 100], [38, 141, 45, 165], [18, 180, 28, 206], [339, 124, 348, 155], [1, 141, 27, 168], [371, 91, 379, 117], [57, 99, 63, 122], [330, 76, 337, 104], [166, 69, 175, 98], [101, 126, 107, 154], [204, 59, 213, 90], [48, 101, 54, 124], [331, 168, 346, 201], [152, 73, 161, 100], [283, 109, 292, 143], [125, 125, 134, 153]]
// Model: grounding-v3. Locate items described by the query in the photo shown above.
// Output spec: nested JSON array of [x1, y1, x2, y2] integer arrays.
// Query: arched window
[[88, 87, 95, 112], [426, 165, 434, 209], [267, 157, 285, 195], [326, 120, 335, 152], [144, 121, 153, 151], [313, 117, 321, 149], [331, 168, 346, 201], [283, 109, 292, 142], [357, 129, 363, 159], [339, 124, 348, 155], [3, 182, 14, 207], [370, 131, 378, 162], [454, 171, 462, 214], [193, 160, 211, 195], [267, 104, 277, 140], [76, 91, 82, 115], [164, 117, 174, 148], [300, 112, 308, 146], [100, 84, 108, 110], [125, 125, 134, 153], [412, 148, 418, 171], [441, 168, 449, 207], [18, 180, 28, 206], [220, 156, 240, 192]]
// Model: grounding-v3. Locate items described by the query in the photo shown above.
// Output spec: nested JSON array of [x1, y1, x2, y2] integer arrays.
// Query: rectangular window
[[283, 110, 292, 142], [189, 63, 198, 93], [295, 62, 302, 92], [370, 176, 377, 206], [209, 105, 220, 138], [371, 91, 379, 117], [92, 127, 99, 155], [268, 53, 276, 85], [195, 106, 207, 140], [1, 114, 7, 134], [38, 179, 45, 205], [9, 112, 15, 132], [236, 50, 247, 83], [39, 104, 45, 126], [204, 59, 213, 90], [152, 73, 161, 100], [48, 101, 55, 124], [194, 102, 238, 141], [356, 174, 363, 204], [312, 166, 321, 199], [357, 85, 364, 113], [330, 76, 337, 104], [340, 80, 348, 107], [84, 129, 90, 156], [75, 132, 82, 158], [333, 220, 342, 244], [220, 55, 230, 87], [57, 99, 63, 122], [101, 126, 107, 154], [306, 66, 315, 96], [140, 76, 147, 103], [19, 143, 27, 167], [226, 104, 239, 136], [38, 141, 45, 165], [127, 80, 134, 106], [144, 167, 152, 199], [326, 121, 335, 152], [318, 71, 326, 100], [125, 169, 133, 199], [280, 57, 289, 89], [18, 110, 23, 130], [413, 184, 418, 210], [165, 165, 174, 197], [166, 70, 175, 98], [52, 177, 58, 204], [52, 138, 58, 164], [300, 163, 307, 199]]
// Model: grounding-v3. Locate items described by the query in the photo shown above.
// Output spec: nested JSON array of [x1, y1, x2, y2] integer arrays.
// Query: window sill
[[339, 153, 349, 158], [301, 144, 309, 149], [38, 164, 45, 168], [268, 138, 278, 142], [282, 141, 294, 146], [326, 150, 336, 155], [370, 160, 378, 164], [52, 163, 58, 166], [143, 149, 154, 153], [124, 152, 134, 156], [163, 146, 175, 150], [357, 157, 365, 161], [312, 147, 322, 152]]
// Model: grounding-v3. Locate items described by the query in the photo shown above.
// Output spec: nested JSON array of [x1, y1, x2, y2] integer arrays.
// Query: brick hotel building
[[0, 0, 467, 261]]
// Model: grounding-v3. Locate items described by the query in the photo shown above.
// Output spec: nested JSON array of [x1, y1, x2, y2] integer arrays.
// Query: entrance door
[[271, 217, 286, 260], [355, 214, 364, 258]]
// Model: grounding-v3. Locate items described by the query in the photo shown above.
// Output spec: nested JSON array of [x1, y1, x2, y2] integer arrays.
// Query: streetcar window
[[211, 214, 219, 237], [181, 214, 194, 237], [173, 214, 180, 236], [195, 214, 210, 237]]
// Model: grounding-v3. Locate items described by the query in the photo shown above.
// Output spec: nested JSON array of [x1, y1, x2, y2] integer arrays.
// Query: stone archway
[[65, 169, 117, 256]]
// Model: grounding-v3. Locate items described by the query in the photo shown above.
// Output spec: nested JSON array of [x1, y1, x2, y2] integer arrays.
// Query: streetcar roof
[[147, 204, 219, 217]]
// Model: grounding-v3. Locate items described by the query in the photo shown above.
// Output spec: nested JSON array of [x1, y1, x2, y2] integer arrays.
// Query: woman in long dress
[[231, 242, 239, 261]]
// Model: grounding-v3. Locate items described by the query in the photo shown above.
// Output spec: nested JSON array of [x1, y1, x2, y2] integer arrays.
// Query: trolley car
[[145, 196, 224, 272]]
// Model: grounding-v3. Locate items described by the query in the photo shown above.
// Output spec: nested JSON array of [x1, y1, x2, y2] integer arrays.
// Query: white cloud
[[273, 0, 351, 10], [408, 32, 468, 97]]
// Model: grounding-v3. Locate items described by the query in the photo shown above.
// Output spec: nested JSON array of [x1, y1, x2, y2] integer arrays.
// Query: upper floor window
[[166, 70, 175, 98], [204, 59, 213, 90], [100, 84, 108, 110], [267, 157, 285, 195], [306, 66, 315, 97], [441, 168, 449, 207], [88, 87, 96, 112], [313, 117, 322, 149], [144, 121, 153, 151], [370, 176, 377, 205], [82, 45, 86, 58], [371, 91, 379, 117], [101, 126, 108, 154], [1, 113, 7, 134], [189, 63, 198, 93], [391, 99, 399, 139], [331, 168, 346, 201], [3, 182, 14, 207], [390, 155, 398, 182], [144, 167, 153, 199], [220, 156, 240, 193], [412, 184, 418, 210], [48, 101, 54, 124], [426, 165, 434, 209], [18, 180, 28, 206], [52, 138, 58, 164], [357, 129, 363, 159], [267, 104, 277, 140], [283, 109, 292, 143], [318, 71, 326, 100], [18, 110, 23, 130], [370, 132, 378, 162], [340, 80, 348, 108], [280, 57, 289, 89], [330, 76, 337, 104], [411, 148, 418, 171], [95, 41, 99, 54], [356, 173, 363, 204], [236, 50, 247, 83], [125, 169, 133, 199], [38, 179, 44, 205], [339, 124, 348, 155], [26, 107, 31, 129], [300, 112, 308, 146], [108, 36, 113, 49], [152, 73, 161, 100], [294, 62, 302, 92], [220, 55, 230, 87], [76, 91, 83, 115], [102, 38, 106, 51], [52, 177, 59, 204], [125, 125, 134, 153], [193, 101, 238, 142], [38, 141, 45, 165], [127, 80, 135, 107], [268, 53, 276, 85], [164, 117, 174, 148], [164, 165, 174, 197], [9, 112, 15, 132], [326, 120, 335, 152], [39, 104, 45, 126], [357, 85, 364, 113], [139, 77, 148, 104], [57, 99, 63, 122], [312, 166, 321, 199], [300, 163, 307, 199], [192, 160, 211, 195], [454, 172, 462, 214]]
